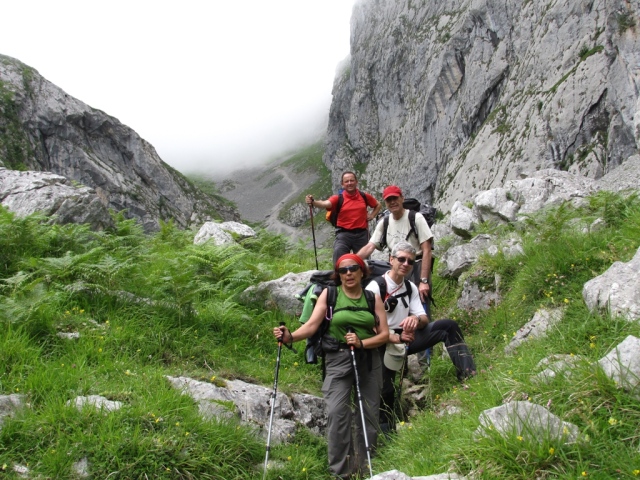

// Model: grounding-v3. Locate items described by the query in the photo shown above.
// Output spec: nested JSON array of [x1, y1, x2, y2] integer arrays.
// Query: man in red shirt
[[306, 171, 381, 265]]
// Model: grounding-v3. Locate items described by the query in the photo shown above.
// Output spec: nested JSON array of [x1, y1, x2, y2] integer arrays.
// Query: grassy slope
[[0, 191, 639, 479]]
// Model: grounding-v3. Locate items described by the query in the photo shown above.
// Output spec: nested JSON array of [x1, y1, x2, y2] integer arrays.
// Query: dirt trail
[[263, 167, 302, 238]]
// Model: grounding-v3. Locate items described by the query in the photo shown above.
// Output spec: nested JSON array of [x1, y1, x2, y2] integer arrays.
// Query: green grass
[[1, 191, 640, 478]]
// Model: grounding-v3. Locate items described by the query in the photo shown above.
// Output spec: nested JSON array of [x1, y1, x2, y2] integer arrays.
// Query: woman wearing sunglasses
[[274, 253, 388, 479]]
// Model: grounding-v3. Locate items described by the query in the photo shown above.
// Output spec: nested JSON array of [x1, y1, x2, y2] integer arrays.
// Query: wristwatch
[[420, 277, 430, 284]]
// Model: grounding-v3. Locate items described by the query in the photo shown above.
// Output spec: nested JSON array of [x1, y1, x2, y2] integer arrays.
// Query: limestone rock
[[0, 169, 114, 230], [457, 275, 501, 311], [219, 221, 257, 239], [598, 335, 640, 396], [165, 375, 326, 443], [240, 270, 315, 316], [0, 394, 26, 428], [582, 247, 640, 321], [505, 169, 600, 216], [193, 222, 234, 246], [439, 234, 493, 279], [505, 308, 564, 354], [449, 201, 481, 238], [596, 154, 640, 193], [476, 401, 579, 443], [533, 354, 588, 384], [324, 0, 638, 212], [68, 395, 123, 412], [473, 188, 519, 223]]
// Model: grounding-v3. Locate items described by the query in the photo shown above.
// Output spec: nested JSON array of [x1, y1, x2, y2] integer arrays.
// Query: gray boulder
[[505, 308, 564, 354], [472, 188, 520, 223], [67, 395, 123, 412], [219, 221, 257, 239], [372, 471, 465, 480], [449, 201, 481, 238], [582, 247, 640, 321], [533, 354, 589, 384], [0, 394, 26, 428], [166, 375, 326, 443], [240, 270, 315, 316], [0, 169, 114, 230], [596, 154, 640, 193], [439, 234, 493, 279], [505, 169, 600, 217], [457, 275, 501, 311], [476, 401, 579, 444], [598, 335, 640, 397], [193, 222, 234, 246]]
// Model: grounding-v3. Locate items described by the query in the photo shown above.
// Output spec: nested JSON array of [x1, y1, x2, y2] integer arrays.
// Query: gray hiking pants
[[333, 229, 370, 265], [322, 347, 381, 479]]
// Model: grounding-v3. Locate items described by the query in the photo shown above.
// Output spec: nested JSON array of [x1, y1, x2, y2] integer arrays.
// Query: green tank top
[[327, 288, 376, 342]]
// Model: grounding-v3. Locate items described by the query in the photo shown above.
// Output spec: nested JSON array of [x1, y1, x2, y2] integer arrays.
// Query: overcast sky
[[1, 1, 356, 176]]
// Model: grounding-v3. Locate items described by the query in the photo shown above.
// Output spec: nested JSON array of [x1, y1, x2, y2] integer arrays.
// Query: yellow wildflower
[[548, 447, 555, 455]]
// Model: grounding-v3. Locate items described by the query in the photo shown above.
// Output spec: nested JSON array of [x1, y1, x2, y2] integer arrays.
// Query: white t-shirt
[[370, 209, 433, 253], [366, 273, 424, 330]]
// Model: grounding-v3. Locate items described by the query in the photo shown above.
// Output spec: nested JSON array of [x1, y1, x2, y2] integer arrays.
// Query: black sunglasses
[[394, 256, 415, 265], [337, 264, 361, 274]]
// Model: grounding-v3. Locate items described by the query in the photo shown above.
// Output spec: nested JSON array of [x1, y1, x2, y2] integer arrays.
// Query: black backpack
[[328, 190, 369, 227], [296, 272, 376, 365], [378, 198, 437, 250]]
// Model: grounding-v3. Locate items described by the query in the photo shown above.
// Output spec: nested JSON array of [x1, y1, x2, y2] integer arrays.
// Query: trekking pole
[[347, 327, 373, 478], [394, 328, 410, 423], [263, 321, 286, 480], [308, 198, 319, 270]]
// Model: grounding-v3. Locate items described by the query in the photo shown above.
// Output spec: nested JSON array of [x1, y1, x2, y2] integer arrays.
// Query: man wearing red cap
[[357, 185, 433, 306], [306, 171, 381, 265]]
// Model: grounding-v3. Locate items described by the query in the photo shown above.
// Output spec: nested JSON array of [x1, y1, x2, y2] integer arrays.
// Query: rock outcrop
[[0, 168, 114, 230], [0, 54, 239, 231], [325, 0, 639, 212]]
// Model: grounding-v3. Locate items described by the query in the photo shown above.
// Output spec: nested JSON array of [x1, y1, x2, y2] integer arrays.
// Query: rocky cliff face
[[0, 55, 238, 231], [325, 0, 639, 210]]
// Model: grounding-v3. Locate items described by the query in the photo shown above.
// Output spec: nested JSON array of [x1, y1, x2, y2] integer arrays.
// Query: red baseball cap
[[382, 185, 403, 199]]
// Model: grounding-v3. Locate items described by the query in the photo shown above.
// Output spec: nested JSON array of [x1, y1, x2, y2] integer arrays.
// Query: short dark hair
[[341, 171, 357, 183]]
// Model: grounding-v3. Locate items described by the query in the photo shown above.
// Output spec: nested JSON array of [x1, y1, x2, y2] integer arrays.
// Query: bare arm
[[356, 241, 377, 260], [273, 289, 329, 343], [367, 201, 382, 221], [305, 194, 332, 210], [418, 240, 432, 302], [359, 294, 389, 349]]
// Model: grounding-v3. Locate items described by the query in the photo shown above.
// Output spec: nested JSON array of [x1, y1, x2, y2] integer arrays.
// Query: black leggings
[[379, 319, 472, 429]]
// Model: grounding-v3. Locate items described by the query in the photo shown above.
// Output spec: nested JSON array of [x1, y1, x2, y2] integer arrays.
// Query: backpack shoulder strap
[[381, 216, 390, 250], [325, 285, 337, 319], [404, 279, 413, 297], [406, 210, 418, 241], [372, 276, 387, 300], [359, 190, 367, 205], [329, 193, 344, 227], [364, 289, 376, 315]]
